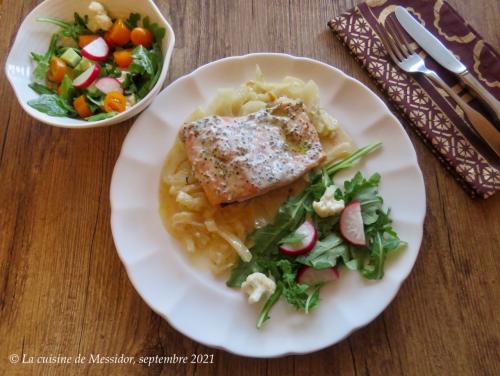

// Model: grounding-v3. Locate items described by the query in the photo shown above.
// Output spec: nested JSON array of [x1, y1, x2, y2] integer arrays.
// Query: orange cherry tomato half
[[48, 56, 68, 83], [78, 34, 99, 48], [103, 92, 126, 113], [73, 95, 93, 118], [104, 30, 115, 47], [113, 49, 133, 68], [108, 19, 131, 46], [130, 27, 153, 48]]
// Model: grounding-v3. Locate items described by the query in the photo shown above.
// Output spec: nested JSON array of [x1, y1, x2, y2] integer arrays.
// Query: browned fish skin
[[179, 101, 325, 205]]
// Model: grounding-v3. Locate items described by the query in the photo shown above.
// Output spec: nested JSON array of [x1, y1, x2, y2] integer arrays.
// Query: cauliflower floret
[[125, 94, 136, 110], [87, 1, 113, 32], [241, 272, 276, 304], [313, 185, 345, 218]]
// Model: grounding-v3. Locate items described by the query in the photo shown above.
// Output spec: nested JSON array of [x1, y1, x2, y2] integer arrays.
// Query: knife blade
[[395, 6, 500, 120]]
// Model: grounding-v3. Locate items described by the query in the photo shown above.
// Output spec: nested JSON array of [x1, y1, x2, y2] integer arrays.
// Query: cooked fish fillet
[[179, 101, 325, 206]]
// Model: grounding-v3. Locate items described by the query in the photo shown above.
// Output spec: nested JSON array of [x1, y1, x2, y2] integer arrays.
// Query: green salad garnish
[[227, 142, 407, 328]]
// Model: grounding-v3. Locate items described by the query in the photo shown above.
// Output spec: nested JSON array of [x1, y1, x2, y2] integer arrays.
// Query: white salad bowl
[[4, 0, 175, 128]]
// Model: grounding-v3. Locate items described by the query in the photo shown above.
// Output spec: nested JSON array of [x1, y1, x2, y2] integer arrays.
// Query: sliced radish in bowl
[[279, 219, 317, 256], [81, 37, 109, 62], [340, 201, 366, 246], [95, 77, 123, 94], [297, 266, 339, 285], [73, 64, 101, 89]]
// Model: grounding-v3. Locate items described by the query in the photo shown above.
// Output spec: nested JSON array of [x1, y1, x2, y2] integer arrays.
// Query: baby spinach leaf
[[28, 94, 76, 117], [85, 112, 118, 121], [29, 83, 54, 95]]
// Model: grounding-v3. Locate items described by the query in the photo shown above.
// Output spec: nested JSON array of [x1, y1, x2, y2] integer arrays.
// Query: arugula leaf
[[276, 260, 319, 311], [225, 258, 263, 288], [256, 285, 282, 329], [312, 212, 339, 240], [342, 172, 383, 225], [361, 208, 406, 279], [249, 191, 312, 256], [278, 231, 305, 245], [101, 63, 121, 78], [143, 16, 166, 43], [37, 13, 90, 40], [344, 246, 367, 271], [85, 112, 118, 121], [31, 33, 59, 81], [122, 73, 138, 95], [144, 45, 163, 90], [297, 233, 347, 269], [228, 144, 388, 327], [124, 13, 141, 29], [28, 94, 76, 117], [305, 285, 321, 314], [85, 93, 104, 113], [227, 143, 382, 288], [361, 232, 385, 279], [129, 44, 163, 99], [337, 172, 406, 279], [29, 83, 54, 95]]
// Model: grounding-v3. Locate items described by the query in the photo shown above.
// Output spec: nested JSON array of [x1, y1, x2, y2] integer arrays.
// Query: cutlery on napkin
[[328, 0, 500, 198]]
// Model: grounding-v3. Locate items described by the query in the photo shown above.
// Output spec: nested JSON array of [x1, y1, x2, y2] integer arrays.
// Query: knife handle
[[459, 70, 500, 121], [426, 71, 500, 157]]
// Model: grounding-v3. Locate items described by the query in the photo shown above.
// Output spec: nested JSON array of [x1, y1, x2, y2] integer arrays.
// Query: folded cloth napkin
[[328, 0, 500, 198]]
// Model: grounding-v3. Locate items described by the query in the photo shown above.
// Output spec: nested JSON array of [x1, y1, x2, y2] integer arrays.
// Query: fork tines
[[377, 15, 414, 63]]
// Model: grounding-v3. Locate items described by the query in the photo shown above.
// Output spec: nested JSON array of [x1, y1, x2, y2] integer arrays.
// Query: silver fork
[[377, 16, 500, 157]]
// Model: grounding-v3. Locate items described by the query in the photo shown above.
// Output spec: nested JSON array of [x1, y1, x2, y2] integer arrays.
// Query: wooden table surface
[[1, 1, 499, 375]]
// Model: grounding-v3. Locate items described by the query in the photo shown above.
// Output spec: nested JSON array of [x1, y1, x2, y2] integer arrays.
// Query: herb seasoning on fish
[[179, 100, 326, 206]]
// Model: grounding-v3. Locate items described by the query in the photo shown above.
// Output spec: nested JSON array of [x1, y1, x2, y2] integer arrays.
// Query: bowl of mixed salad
[[5, 0, 175, 128]]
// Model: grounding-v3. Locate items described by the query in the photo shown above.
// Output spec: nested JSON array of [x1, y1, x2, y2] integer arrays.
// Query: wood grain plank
[[0, 0, 499, 375]]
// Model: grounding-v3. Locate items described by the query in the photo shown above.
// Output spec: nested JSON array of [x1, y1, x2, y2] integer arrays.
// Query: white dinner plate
[[110, 53, 426, 357]]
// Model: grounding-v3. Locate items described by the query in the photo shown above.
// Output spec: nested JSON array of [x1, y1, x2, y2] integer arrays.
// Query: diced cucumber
[[85, 83, 102, 96], [74, 57, 92, 75], [60, 48, 81, 68]]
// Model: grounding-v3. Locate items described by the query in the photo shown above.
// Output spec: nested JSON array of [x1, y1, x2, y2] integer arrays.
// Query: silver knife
[[395, 6, 500, 121]]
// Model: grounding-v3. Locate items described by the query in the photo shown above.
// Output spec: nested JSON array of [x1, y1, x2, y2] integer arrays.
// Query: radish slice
[[340, 201, 366, 246], [279, 220, 317, 256], [95, 77, 123, 94], [297, 266, 339, 285], [73, 64, 101, 89], [81, 37, 109, 62]]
